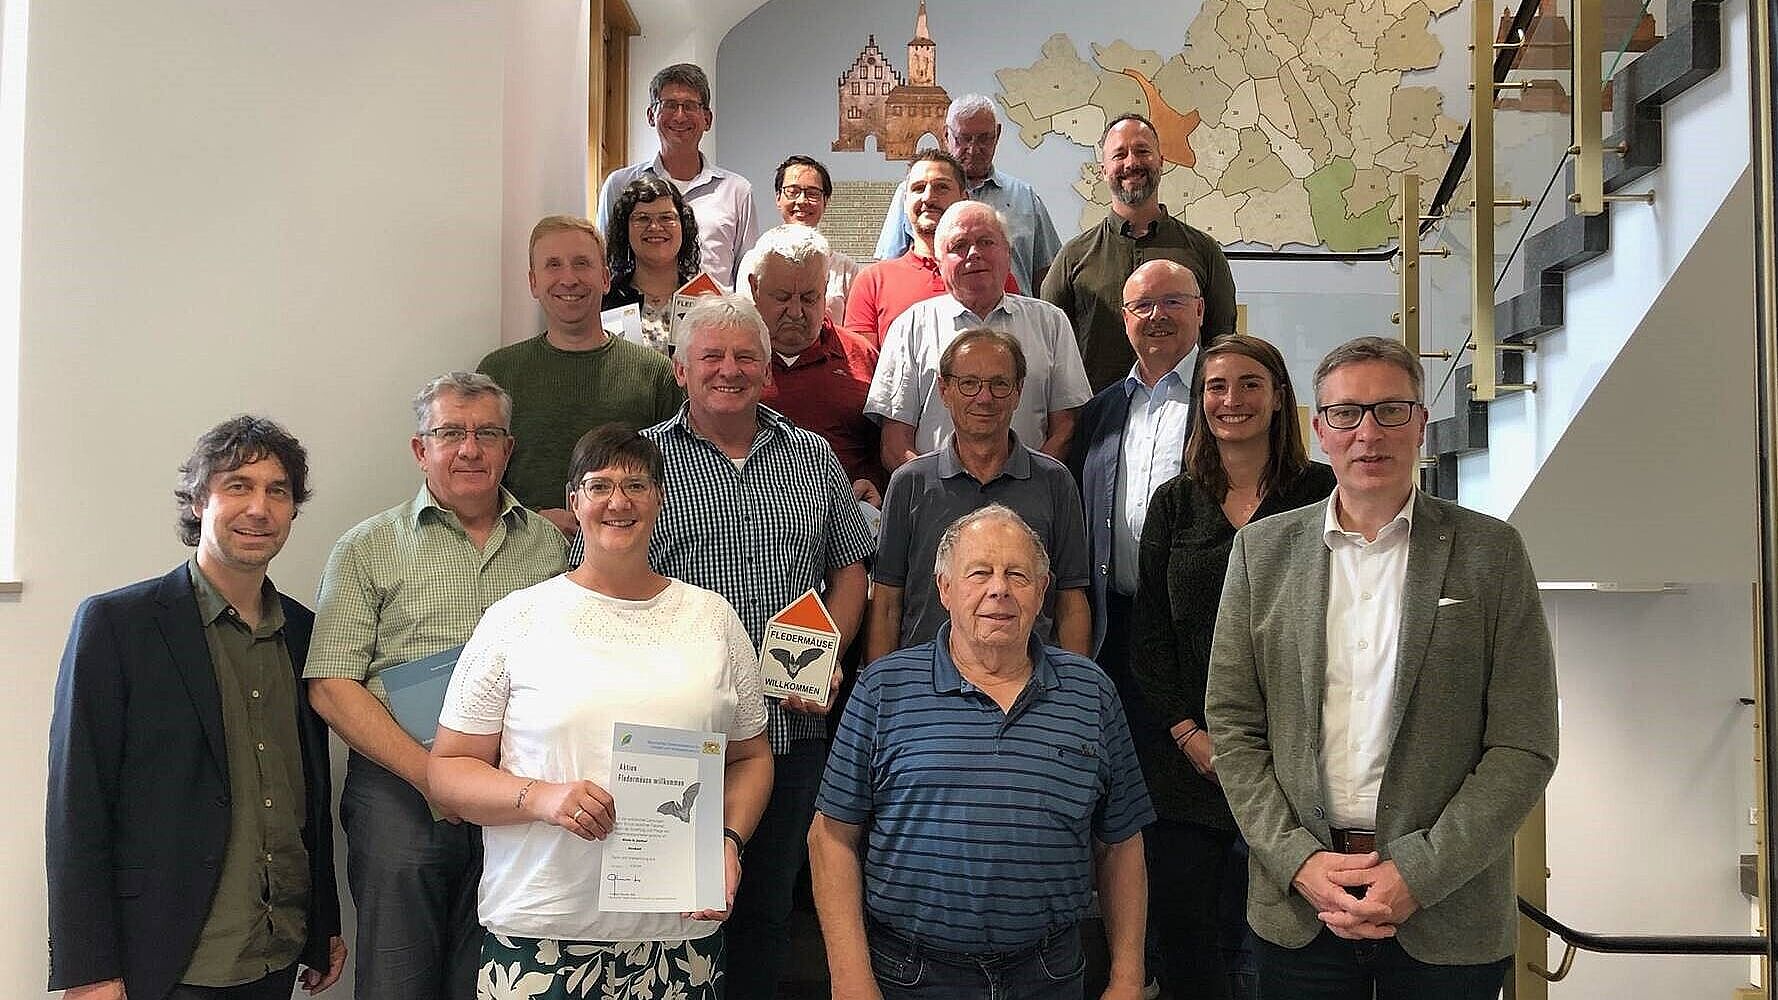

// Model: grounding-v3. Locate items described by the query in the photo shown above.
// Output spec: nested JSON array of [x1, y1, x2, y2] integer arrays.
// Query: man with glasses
[[871, 94, 1062, 294], [866, 328, 1090, 660], [867, 200, 1092, 473], [738, 156, 860, 323], [479, 215, 682, 535], [1043, 113, 1237, 392], [306, 372, 568, 1000], [1206, 337, 1558, 998], [595, 63, 758, 288]]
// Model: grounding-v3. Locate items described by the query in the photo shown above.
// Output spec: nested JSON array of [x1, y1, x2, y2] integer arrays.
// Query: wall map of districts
[[997, 0, 1466, 251]]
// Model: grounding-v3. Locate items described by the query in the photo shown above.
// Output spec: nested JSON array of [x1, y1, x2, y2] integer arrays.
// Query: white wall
[[1542, 586, 1760, 999], [1457, 0, 1752, 519], [1, 2, 585, 996]]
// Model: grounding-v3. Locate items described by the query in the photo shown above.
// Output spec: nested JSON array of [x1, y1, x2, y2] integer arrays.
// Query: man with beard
[[750, 223, 888, 499], [870, 94, 1063, 295], [844, 149, 1018, 348], [1042, 114, 1237, 392]]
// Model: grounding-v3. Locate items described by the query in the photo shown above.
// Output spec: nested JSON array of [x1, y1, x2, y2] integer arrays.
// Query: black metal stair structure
[[1422, 0, 1726, 499]]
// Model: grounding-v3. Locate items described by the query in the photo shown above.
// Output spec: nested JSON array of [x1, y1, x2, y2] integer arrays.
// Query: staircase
[[1422, 0, 1737, 511]]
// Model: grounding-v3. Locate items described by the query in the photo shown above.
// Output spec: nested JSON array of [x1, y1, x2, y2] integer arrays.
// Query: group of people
[[46, 59, 1558, 1000]]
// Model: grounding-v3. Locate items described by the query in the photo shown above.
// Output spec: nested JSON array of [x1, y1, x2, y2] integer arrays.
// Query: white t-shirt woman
[[439, 574, 767, 943]]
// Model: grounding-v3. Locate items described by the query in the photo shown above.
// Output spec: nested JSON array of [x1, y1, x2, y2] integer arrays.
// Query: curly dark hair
[[606, 175, 701, 286], [174, 415, 311, 546]]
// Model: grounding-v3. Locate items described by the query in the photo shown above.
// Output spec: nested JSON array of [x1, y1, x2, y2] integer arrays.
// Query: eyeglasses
[[1316, 400, 1421, 430], [942, 374, 1018, 399], [777, 185, 827, 202], [631, 212, 681, 230], [949, 133, 998, 149], [420, 426, 510, 447], [575, 476, 655, 500], [1122, 294, 1200, 319], [653, 99, 706, 116]]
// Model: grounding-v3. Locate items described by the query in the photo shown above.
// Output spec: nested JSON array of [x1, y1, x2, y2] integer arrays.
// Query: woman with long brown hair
[[1131, 333, 1335, 999]]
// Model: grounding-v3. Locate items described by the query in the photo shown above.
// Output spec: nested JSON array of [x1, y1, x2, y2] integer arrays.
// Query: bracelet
[[515, 778, 538, 811], [723, 827, 746, 857], [1175, 725, 1202, 746]]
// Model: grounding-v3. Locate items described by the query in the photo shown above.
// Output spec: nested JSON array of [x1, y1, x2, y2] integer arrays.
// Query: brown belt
[[1330, 828, 1376, 854]]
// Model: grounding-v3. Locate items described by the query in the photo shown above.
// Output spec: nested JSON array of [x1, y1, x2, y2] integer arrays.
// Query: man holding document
[[305, 372, 567, 1000], [429, 424, 772, 1000]]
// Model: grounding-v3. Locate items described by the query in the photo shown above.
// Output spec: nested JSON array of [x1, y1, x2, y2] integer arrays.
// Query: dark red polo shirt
[[761, 321, 889, 493]]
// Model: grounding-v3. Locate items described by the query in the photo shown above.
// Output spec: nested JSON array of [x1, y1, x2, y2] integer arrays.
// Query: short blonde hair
[[528, 215, 605, 266]]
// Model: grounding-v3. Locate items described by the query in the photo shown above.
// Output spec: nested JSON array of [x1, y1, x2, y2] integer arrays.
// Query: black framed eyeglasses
[[1316, 400, 1421, 430], [942, 375, 1018, 399], [420, 426, 510, 447]]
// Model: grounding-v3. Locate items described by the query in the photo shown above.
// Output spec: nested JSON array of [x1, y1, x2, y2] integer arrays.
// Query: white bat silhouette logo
[[770, 646, 824, 678], [657, 782, 700, 823]]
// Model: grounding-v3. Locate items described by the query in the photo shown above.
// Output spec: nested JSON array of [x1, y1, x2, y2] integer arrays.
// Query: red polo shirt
[[843, 251, 1021, 348], [761, 321, 889, 493]]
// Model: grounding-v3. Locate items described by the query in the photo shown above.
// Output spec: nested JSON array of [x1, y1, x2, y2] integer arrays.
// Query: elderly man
[[635, 294, 876, 1000], [867, 201, 1092, 472], [748, 223, 888, 498], [479, 215, 682, 533], [48, 417, 345, 1000], [872, 94, 1063, 294], [738, 156, 861, 323], [1043, 113, 1237, 392], [812, 505, 1154, 1000], [305, 373, 567, 1000], [1207, 337, 1558, 997], [845, 149, 1015, 347], [596, 64, 757, 288], [867, 328, 1090, 661], [1073, 260, 1204, 690]]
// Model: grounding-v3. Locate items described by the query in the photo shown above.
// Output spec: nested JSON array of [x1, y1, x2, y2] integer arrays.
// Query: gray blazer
[[1205, 491, 1558, 965]]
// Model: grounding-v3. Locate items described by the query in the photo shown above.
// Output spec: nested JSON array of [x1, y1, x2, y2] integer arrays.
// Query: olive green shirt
[[478, 331, 683, 512], [1040, 207, 1238, 392], [182, 558, 309, 986], [304, 485, 567, 704]]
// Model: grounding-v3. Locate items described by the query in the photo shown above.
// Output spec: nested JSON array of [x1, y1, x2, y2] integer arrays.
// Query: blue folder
[[379, 644, 464, 748]]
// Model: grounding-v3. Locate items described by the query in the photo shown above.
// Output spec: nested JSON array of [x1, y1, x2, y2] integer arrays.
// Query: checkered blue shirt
[[572, 403, 875, 753]]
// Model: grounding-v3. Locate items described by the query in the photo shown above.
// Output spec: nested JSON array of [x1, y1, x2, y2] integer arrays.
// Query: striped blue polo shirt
[[816, 625, 1155, 951]]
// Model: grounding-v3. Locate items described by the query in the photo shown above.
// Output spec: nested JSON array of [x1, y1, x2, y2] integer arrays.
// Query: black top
[[1130, 461, 1336, 828]]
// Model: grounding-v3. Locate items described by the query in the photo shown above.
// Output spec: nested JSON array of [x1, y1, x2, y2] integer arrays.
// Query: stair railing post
[[1471, 0, 1498, 403]]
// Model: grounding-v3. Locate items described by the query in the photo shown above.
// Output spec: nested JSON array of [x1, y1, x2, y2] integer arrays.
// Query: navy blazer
[[1071, 380, 1134, 658], [47, 564, 340, 1000]]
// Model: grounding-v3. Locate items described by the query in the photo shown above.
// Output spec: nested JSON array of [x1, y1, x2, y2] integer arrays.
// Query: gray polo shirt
[[873, 433, 1090, 650]]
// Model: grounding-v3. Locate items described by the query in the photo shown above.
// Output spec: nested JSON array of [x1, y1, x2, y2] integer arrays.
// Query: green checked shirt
[[305, 484, 567, 704]]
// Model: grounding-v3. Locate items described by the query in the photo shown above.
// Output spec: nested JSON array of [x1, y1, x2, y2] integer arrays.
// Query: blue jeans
[[868, 920, 1086, 1000], [1254, 928, 1510, 999], [341, 751, 483, 1000], [723, 737, 826, 1000]]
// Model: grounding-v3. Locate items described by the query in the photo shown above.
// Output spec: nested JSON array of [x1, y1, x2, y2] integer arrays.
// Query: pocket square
[[1437, 597, 1466, 607]]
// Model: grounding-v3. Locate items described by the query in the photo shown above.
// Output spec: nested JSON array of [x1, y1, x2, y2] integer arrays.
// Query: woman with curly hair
[[604, 175, 701, 354]]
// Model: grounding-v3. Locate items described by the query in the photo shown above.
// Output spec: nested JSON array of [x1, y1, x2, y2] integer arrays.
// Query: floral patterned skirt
[[477, 930, 724, 1000]]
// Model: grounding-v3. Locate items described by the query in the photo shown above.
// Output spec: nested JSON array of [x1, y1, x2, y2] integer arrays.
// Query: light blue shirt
[[873, 169, 1062, 295], [1113, 350, 1196, 595]]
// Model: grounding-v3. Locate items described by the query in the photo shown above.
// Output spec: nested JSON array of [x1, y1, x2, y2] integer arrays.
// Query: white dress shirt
[[1319, 491, 1414, 831], [864, 292, 1093, 454], [1112, 350, 1195, 595]]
